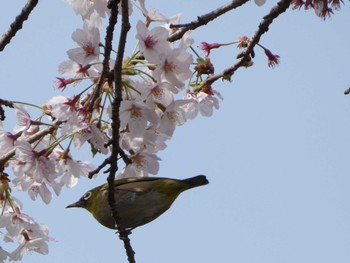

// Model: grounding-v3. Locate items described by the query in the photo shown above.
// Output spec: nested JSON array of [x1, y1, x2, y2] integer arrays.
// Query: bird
[[66, 175, 209, 230]]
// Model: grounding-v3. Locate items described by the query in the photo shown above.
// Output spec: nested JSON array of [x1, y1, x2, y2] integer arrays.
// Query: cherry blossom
[[0, 195, 51, 261], [45, 95, 80, 122], [13, 104, 32, 133], [65, 0, 108, 19], [0, 2, 227, 260], [67, 14, 101, 65], [10, 236, 49, 261], [73, 124, 109, 154], [153, 48, 193, 88], [137, 0, 178, 23], [12, 137, 61, 204], [58, 60, 92, 81], [118, 150, 160, 178], [0, 0, 346, 261], [145, 82, 175, 108], [52, 149, 95, 188], [0, 125, 16, 158], [158, 100, 187, 137], [136, 21, 172, 64], [120, 100, 160, 136]]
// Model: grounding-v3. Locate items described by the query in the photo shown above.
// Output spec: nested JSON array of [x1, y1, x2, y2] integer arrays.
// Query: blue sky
[[1, 1, 350, 262]]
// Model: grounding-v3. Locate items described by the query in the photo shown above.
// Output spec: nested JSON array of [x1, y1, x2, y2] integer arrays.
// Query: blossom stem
[[203, 0, 291, 85]]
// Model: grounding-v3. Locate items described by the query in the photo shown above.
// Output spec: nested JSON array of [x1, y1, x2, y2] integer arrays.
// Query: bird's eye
[[82, 191, 92, 200]]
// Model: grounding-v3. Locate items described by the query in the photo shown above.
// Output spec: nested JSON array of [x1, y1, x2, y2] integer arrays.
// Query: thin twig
[[106, 0, 134, 262], [0, 98, 14, 121], [88, 158, 110, 179], [0, 98, 14, 108], [87, 4, 117, 114], [0, 0, 39, 52], [204, 0, 292, 85], [168, 0, 250, 42]]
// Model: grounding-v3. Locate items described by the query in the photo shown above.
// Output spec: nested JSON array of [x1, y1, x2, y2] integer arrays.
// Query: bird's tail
[[181, 175, 209, 189]]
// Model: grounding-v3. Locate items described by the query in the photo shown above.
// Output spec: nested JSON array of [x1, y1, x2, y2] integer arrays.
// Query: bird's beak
[[66, 200, 83, 208]]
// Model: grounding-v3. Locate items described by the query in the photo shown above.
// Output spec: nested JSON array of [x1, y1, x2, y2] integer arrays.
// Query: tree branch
[[87, 4, 118, 114], [88, 158, 110, 179], [168, 0, 250, 42], [106, 0, 134, 262], [0, 0, 39, 52], [204, 0, 292, 85], [0, 98, 14, 121]]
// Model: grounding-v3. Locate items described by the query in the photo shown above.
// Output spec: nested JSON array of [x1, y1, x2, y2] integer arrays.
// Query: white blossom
[[120, 100, 160, 136], [136, 21, 171, 64], [153, 48, 193, 88], [67, 14, 101, 65], [13, 104, 31, 133], [118, 150, 160, 178]]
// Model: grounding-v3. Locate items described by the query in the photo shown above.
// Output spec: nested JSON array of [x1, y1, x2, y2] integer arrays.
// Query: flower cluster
[[1, 0, 346, 260], [53, 2, 223, 180], [0, 0, 223, 259], [0, 173, 52, 261], [291, 0, 344, 19]]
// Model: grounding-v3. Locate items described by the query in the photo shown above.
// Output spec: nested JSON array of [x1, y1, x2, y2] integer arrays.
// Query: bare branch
[[0, 0, 39, 52], [0, 98, 14, 108], [88, 157, 111, 179], [0, 98, 14, 121], [105, 0, 134, 262], [204, 0, 292, 85], [87, 3, 119, 114], [168, 0, 250, 42]]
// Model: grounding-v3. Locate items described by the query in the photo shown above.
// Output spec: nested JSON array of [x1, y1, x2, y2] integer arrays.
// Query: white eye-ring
[[82, 191, 92, 200]]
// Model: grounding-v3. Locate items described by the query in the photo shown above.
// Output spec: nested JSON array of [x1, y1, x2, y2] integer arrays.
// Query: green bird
[[66, 175, 209, 230]]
